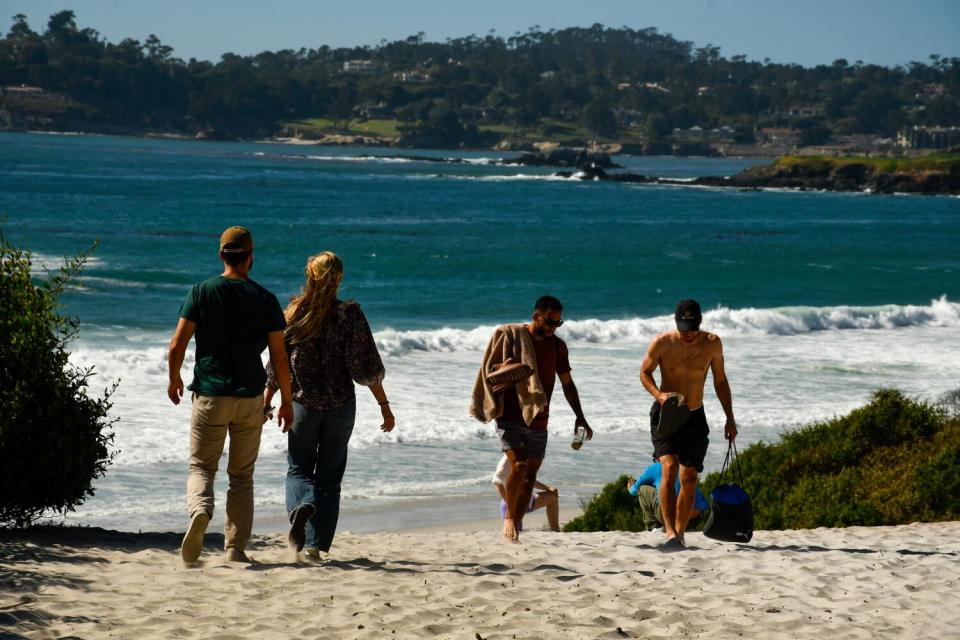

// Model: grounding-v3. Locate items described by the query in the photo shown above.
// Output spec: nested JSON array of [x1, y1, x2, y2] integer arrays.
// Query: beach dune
[[2, 521, 958, 638]]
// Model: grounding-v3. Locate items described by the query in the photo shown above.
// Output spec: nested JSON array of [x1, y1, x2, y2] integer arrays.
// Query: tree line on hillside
[[1, 10, 958, 144]]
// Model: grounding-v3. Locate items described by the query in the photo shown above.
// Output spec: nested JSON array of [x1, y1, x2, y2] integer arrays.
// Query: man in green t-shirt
[[167, 226, 294, 564]]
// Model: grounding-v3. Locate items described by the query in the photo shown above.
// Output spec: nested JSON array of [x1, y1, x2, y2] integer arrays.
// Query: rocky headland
[[558, 153, 960, 196]]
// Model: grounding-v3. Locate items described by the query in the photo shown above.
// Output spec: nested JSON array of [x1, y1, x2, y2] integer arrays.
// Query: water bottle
[[571, 424, 586, 450]]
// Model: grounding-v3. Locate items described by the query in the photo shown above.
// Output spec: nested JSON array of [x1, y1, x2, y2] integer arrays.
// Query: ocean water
[[2, 131, 958, 533]]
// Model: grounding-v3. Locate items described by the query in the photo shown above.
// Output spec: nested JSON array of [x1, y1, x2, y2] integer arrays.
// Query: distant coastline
[[4, 127, 956, 195], [2, 124, 938, 163], [557, 153, 960, 196]]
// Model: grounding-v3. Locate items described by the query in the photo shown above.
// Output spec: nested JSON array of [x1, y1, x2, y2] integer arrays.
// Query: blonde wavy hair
[[284, 251, 344, 345]]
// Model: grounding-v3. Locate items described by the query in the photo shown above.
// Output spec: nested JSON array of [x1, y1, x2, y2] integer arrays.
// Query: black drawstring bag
[[703, 440, 753, 543]]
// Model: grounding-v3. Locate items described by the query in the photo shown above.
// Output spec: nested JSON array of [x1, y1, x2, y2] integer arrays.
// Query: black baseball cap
[[675, 299, 702, 331]]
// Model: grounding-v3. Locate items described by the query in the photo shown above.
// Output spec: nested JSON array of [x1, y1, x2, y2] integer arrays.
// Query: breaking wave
[[373, 296, 960, 356]]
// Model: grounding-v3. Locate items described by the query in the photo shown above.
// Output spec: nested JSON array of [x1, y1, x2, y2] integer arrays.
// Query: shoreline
[[6, 130, 953, 196], [4, 520, 958, 638], [0, 127, 790, 158]]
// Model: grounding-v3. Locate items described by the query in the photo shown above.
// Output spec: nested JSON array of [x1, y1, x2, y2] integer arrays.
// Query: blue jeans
[[285, 400, 356, 552]]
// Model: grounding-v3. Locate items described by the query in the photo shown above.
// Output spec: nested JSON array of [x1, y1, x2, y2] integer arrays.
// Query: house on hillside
[[897, 126, 960, 150], [916, 83, 946, 100], [641, 82, 670, 94], [757, 127, 801, 146], [343, 60, 376, 74], [762, 104, 826, 119], [673, 125, 704, 141]]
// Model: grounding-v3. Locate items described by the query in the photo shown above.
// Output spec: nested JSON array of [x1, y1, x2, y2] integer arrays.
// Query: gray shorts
[[495, 420, 548, 460]]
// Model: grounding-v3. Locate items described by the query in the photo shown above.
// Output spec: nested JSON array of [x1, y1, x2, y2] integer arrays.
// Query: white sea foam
[[441, 173, 576, 182], [706, 296, 960, 335], [74, 275, 185, 290], [62, 306, 960, 530], [373, 297, 960, 356], [66, 297, 960, 471], [305, 154, 416, 163], [28, 252, 105, 276], [261, 152, 498, 166]]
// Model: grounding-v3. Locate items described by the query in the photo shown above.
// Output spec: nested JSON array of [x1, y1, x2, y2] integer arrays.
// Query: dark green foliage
[[915, 422, 960, 516], [699, 389, 957, 530], [567, 390, 959, 533], [563, 475, 647, 532], [0, 233, 117, 528], [1, 14, 957, 141], [580, 99, 616, 137]]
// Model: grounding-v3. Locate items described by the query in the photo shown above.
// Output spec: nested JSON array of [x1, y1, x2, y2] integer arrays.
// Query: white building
[[343, 60, 376, 74]]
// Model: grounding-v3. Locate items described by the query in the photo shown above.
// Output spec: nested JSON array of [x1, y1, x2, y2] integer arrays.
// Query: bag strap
[[717, 440, 733, 484], [717, 439, 746, 488]]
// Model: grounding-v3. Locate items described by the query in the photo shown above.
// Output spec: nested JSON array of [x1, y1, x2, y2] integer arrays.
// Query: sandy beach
[[3, 520, 958, 639]]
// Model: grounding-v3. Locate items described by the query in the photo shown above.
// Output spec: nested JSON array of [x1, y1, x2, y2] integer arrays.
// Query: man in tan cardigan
[[470, 295, 593, 541]]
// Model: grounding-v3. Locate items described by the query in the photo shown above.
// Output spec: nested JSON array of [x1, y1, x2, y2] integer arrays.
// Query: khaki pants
[[188, 394, 263, 551], [637, 484, 663, 530]]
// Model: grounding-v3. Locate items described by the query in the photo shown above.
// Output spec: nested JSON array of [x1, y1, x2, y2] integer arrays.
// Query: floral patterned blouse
[[266, 300, 385, 410]]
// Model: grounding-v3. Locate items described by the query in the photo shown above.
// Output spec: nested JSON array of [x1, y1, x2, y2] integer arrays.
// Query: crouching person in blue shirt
[[627, 461, 708, 532]]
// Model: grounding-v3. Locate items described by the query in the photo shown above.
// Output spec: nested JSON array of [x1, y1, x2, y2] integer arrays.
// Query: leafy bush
[[563, 475, 648, 532], [567, 390, 959, 533], [699, 389, 957, 530], [0, 233, 118, 528]]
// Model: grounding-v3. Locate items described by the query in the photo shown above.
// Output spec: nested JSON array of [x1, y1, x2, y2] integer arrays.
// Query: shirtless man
[[639, 299, 736, 548]]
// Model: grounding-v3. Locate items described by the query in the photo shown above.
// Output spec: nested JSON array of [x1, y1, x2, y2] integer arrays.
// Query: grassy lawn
[[776, 152, 960, 173], [478, 119, 643, 145], [283, 118, 403, 138], [284, 116, 646, 146]]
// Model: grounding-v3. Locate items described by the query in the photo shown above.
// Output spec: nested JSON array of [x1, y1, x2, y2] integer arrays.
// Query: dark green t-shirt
[[179, 275, 286, 397]]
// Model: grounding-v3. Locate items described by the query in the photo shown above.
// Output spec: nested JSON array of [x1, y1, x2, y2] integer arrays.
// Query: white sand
[[3, 521, 958, 639]]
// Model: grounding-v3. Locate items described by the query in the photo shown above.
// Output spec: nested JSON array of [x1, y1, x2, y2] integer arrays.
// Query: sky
[[1, 0, 958, 68]]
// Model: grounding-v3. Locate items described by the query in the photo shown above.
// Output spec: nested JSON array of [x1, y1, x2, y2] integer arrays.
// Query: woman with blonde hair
[[265, 251, 394, 558]]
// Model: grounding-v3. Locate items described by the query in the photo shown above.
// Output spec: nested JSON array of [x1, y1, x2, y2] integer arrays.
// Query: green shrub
[[563, 475, 648, 532], [569, 390, 959, 533], [915, 421, 960, 518], [699, 389, 956, 530], [0, 233, 118, 528]]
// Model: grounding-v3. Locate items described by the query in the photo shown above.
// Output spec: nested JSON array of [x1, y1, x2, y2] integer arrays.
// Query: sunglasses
[[543, 318, 564, 328]]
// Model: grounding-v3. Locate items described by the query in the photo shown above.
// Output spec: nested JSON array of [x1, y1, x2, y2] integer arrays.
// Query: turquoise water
[[5, 133, 956, 328], [2, 131, 958, 532]]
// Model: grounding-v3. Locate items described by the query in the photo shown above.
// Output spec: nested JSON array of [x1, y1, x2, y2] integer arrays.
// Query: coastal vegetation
[[1, 11, 957, 147], [0, 234, 117, 528], [773, 152, 960, 173], [565, 390, 960, 532]]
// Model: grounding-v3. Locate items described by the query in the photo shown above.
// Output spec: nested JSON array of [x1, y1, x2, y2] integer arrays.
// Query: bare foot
[[661, 535, 684, 550], [502, 518, 519, 543]]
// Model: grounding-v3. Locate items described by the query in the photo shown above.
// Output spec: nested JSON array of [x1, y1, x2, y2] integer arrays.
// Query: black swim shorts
[[496, 420, 549, 459], [650, 403, 709, 472]]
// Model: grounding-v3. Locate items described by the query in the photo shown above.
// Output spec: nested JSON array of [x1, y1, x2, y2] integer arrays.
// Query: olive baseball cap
[[219, 226, 253, 253], [675, 299, 702, 331]]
